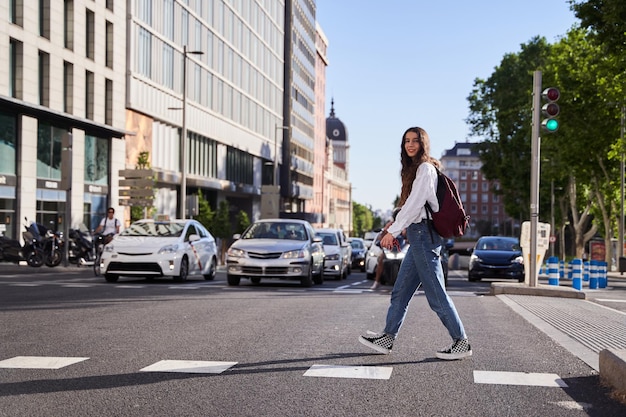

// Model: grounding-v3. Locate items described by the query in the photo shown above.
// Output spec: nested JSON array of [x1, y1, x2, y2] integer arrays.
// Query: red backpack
[[425, 168, 470, 239]]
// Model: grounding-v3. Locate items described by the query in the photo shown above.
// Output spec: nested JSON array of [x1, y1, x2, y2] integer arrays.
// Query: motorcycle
[[41, 222, 63, 267], [67, 225, 95, 266], [0, 219, 46, 267]]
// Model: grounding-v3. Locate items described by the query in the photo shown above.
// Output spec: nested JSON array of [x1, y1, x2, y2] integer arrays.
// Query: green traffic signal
[[542, 118, 559, 132]]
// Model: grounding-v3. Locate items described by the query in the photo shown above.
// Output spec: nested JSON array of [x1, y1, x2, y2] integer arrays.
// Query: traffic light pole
[[529, 70, 542, 287]]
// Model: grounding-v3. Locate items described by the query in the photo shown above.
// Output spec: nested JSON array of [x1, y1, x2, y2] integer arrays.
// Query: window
[[163, 0, 174, 40], [63, 61, 73, 113], [0, 112, 17, 175], [460, 171, 467, 180], [105, 79, 113, 125], [138, 27, 152, 77], [482, 182, 489, 191], [10, 0, 23, 26], [481, 194, 489, 203], [86, 9, 95, 59], [105, 21, 113, 68], [64, 0, 73, 50], [39, 0, 50, 39], [163, 45, 174, 89], [85, 70, 94, 120], [37, 123, 64, 180], [84, 135, 109, 185], [9, 39, 23, 99], [226, 146, 253, 185], [188, 133, 217, 178], [471, 182, 477, 191], [38, 51, 50, 106]]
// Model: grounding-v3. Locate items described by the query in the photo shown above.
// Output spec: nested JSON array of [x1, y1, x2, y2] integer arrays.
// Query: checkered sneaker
[[358, 332, 394, 354], [436, 339, 472, 360]]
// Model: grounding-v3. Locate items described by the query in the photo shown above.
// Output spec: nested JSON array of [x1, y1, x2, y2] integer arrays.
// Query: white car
[[315, 228, 351, 279], [100, 219, 218, 283]]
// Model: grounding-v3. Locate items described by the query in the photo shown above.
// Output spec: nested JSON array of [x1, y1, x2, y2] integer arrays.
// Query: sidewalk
[[492, 274, 626, 400]]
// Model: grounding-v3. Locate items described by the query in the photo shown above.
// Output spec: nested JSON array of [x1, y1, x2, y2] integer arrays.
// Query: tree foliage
[[466, 18, 625, 261]]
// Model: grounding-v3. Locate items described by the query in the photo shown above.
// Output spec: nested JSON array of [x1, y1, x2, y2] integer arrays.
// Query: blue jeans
[[383, 221, 467, 341]]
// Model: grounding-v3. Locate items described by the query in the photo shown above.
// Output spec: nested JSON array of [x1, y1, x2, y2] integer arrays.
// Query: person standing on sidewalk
[[359, 126, 472, 360]]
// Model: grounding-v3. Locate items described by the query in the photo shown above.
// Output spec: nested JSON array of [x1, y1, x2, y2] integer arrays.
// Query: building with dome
[[321, 99, 351, 233]]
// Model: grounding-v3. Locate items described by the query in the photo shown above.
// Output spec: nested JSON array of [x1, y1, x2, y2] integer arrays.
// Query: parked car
[[316, 228, 351, 279], [363, 230, 380, 249], [349, 237, 367, 272], [226, 219, 325, 287], [100, 219, 218, 283], [468, 236, 524, 282], [441, 238, 454, 285]]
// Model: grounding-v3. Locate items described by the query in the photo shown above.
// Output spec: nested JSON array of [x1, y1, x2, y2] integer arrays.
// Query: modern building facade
[[1, 0, 353, 244], [1, 0, 128, 239], [440, 142, 517, 237]]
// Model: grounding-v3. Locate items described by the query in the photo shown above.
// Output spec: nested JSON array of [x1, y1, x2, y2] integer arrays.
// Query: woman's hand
[[380, 232, 395, 250]]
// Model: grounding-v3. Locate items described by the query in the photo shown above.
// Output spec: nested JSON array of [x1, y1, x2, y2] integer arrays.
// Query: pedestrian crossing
[[0, 355, 568, 387]]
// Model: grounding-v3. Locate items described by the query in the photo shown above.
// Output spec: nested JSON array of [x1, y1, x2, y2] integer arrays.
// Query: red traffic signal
[[542, 87, 560, 102]]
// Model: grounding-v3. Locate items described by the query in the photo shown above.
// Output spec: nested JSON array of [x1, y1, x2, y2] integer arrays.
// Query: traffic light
[[541, 87, 560, 133]]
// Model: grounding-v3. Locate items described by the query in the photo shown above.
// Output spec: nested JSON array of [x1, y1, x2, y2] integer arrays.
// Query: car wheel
[[204, 256, 217, 281], [518, 276, 525, 283], [174, 257, 189, 282], [104, 274, 118, 283], [251, 277, 261, 284], [313, 268, 324, 285], [300, 267, 313, 287], [468, 274, 479, 282], [227, 274, 240, 286]]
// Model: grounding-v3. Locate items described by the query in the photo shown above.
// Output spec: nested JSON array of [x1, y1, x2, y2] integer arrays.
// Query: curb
[[599, 349, 626, 400], [489, 282, 586, 299], [492, 283, 626, 403]]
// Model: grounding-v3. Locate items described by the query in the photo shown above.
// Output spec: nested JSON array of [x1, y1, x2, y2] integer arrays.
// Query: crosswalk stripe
[[474, 370, 568, 387], [303, 364, 392, 379], [140, 360, 237, 374], [0, 356, 89, 369]]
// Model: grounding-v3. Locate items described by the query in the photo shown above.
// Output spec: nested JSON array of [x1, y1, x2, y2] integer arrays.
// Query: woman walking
[[358, 126, 472, 360]]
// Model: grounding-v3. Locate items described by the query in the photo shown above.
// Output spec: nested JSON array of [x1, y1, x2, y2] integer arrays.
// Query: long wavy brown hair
[[398, 127, 441, 207]]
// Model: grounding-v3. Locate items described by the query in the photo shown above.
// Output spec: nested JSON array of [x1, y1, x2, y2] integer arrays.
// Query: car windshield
[[477, 238, 519, 251], [350, 240, 364, 249], [318, 233, 338, 246], [242, 222, 307, 241], [120, 222, 185, 237]]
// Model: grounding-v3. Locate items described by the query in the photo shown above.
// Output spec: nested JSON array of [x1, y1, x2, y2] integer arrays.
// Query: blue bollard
[[559, 260, 565, 279], [583, 261, 590, 282], [570, 258, 582, 290], [599, 261, 607, 288], [548, 256, 559, 286], [589, 260, 599, 289]]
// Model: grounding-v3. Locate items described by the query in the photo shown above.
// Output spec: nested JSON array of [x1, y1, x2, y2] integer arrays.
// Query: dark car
[[441, 238, 454, 285], [468, 236, 524, 282], [349, 238, 367, 272]]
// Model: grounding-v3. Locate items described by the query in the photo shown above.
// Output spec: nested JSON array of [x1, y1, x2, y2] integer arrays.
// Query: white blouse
[[386, 162, 439, 237]]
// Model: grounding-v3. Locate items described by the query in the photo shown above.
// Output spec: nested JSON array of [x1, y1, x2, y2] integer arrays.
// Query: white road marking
[[0, 356, 89, 369], [303, 364, 392, 380], [140, 360, 238, 374], [474, 370, 568, 387], [594, 298, 626, 303]]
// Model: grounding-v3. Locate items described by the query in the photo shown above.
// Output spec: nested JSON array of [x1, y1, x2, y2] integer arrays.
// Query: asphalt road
[[0, 266, 624, 416]]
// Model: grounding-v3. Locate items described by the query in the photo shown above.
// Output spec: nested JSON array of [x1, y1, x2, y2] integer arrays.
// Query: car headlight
[[283, 248, 308, 259], [325, 253, 340, 261], [158, 244, 179, 254], [227, 248, 246, 258], [513, 255, 524, 264], [104, 245, 115, 253]]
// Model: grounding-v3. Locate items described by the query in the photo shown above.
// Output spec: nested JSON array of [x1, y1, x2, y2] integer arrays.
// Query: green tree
[[235, 210, 250, 234], [195, 189, 215, 232], [211, 200, 232, 264], [352, 202, 373, 237]]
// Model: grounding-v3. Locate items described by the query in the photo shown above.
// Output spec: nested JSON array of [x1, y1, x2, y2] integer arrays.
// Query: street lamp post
[[177, 45, 203, 219], [274, 124, 289, 186]]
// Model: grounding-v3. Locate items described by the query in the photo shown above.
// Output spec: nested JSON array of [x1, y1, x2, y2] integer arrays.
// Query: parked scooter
[[67, 224, 95, 266], [0, 219, 46, 267]]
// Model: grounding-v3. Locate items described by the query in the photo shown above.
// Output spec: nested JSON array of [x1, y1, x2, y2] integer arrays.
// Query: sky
[[315, 0, 580, 213]]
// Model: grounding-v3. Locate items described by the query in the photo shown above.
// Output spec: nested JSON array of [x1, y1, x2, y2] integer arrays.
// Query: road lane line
[[140, 360, 237, 374], [474, 370, 568, 387], [0, 356, 89, 369], [304, 364, 392, 379]]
